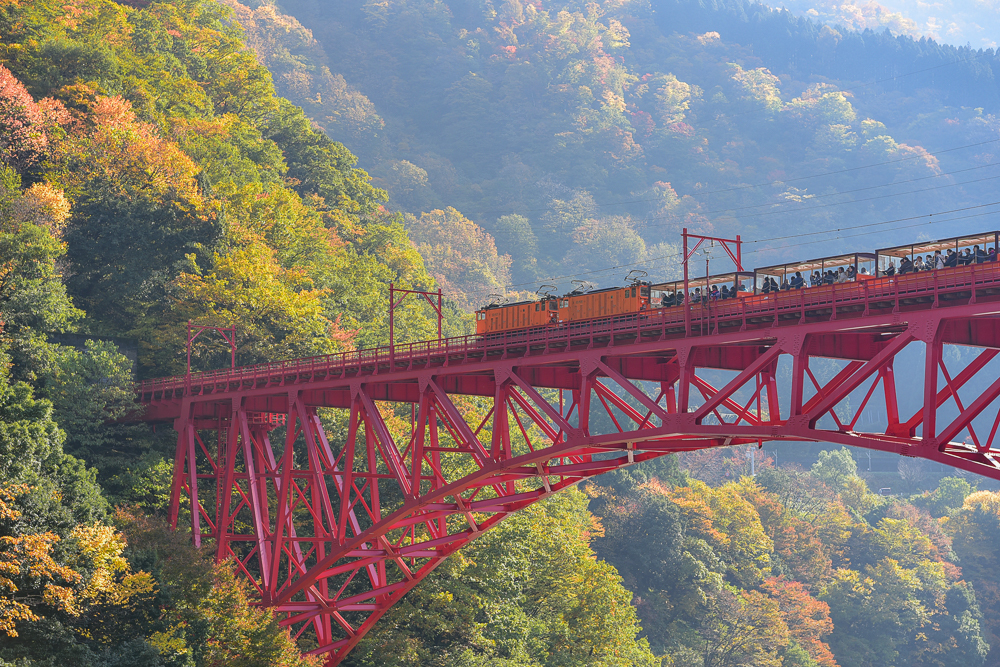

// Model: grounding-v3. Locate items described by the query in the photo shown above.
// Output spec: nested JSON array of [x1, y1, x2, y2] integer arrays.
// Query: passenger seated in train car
[[934, 250, 945, 269], [884, 261, 896, 276], [791, 271, 804, 288], [925, 255, 933, 270], [962, 248, 973, 265], [899, 256, 913, 274], [710, 285, 720, 300], [990, 248, 998, 262], [780, 278, 790, 290], [721, 285, 731, 299], [809, 272, 820, 287], [834, 267, 845, 283], [975, 245, 988, 263], [913, 256, 924, 272], [845, 266, 855, 280], [761, 278, 771, 294], [946, 249, 958, 267]]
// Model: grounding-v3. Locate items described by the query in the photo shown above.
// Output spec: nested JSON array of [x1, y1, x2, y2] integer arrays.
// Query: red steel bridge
[[135, 262, 1000, 664]]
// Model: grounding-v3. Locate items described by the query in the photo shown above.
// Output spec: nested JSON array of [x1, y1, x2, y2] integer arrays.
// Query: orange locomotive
[[475, 283, 651, 335]]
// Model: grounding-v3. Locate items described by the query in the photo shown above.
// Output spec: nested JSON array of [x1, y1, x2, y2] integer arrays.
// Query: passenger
[[710, 285, 720, 300], [976, 245, 988, 263], [946, 249, 958, 267], [884, 261, 896, 276], [934, 250, 945, 270], [991, 248, 998, 262], [925, 255, 933, 270], [780, 278, 790, 291], [836, 267, 847, 283], [899, 256, 913, 274], [771, 277, 780, 292], [721, 285, 731, 299], [808, 272, 818, 287], [913, 256, 924, 272], [823, 271, 833, 285], [847, 265, 857, 280], [962, 248, 974, 265], [860, 266, 869, 275]]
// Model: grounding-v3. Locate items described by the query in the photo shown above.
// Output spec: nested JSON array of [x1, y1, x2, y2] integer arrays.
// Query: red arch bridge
[[135, 265, 1000, 664]]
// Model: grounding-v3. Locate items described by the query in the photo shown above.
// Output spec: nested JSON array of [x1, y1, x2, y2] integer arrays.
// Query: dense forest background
[[1, 0, 1000, 666], [233, 0, 1000, 305]]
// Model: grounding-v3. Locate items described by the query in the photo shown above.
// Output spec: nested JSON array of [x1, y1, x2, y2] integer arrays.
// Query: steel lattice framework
[[135, 264, 1000, 664]]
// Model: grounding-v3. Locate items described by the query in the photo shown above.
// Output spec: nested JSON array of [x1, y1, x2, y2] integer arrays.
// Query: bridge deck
[[137, 262, 1000, 415]]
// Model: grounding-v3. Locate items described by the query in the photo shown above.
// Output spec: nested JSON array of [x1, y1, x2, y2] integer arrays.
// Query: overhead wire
[[463, 199, 1000, 298]]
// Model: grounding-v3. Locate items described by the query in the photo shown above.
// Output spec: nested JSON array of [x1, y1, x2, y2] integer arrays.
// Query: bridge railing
[[136, 262, 1000, 399]]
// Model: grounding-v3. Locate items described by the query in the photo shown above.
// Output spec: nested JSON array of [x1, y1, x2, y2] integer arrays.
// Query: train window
[[631, 287, 636, 298], [640, 286, 650, 297], [562, 299, 568, 307], [549, 301, 558, 310]]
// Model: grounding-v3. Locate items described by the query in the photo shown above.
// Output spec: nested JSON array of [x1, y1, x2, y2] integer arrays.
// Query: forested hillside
[[227, 0, 1000, 307], [0, 0, 480, 662]]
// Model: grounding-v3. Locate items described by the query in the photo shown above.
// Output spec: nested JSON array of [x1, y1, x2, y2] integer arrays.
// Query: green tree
[[811, 449, 858, 491]]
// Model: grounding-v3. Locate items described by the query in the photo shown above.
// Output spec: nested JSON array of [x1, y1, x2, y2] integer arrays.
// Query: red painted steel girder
[[138, 265, 1000, 664]]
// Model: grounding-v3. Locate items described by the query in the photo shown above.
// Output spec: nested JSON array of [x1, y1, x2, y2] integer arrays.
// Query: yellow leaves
[[172, 241, 349, 365], [42, 583, 77, 611], [10, 183, 71, 237], [963, 490, 1000, 515], [0, 597, 37, 637], [70, 523, 156, 606], [404, 207, 511, 311], [0, 528, 80, 635], [728, 63, 783, 113], [602, 17, 630, 50], [52, 95, 203, 204], [147, 624, 190, 659], [0, 483, 28, 520], [0, 492, 153, 639], [71, 523, 129, 576]]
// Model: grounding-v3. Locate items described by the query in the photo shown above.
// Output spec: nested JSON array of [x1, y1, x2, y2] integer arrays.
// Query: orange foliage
[[763, 577, 839, 667], [54, 96, 202, 202], [0, 485, 81, 637]]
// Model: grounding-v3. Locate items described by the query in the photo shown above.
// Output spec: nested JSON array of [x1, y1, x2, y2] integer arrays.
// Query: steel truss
[[145, 270, 1000, 664]]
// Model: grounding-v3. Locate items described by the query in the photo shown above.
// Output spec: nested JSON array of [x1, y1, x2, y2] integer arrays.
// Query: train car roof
[[650, 271, 755, 291], [569, 285, 629, 296], [754, 252, 876, 277], [479, 298, 541, 310], [876, 231, 1000, 258]]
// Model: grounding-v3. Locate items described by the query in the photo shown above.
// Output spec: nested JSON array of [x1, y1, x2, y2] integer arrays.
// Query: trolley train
[[475, 230, 1000, 336]]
